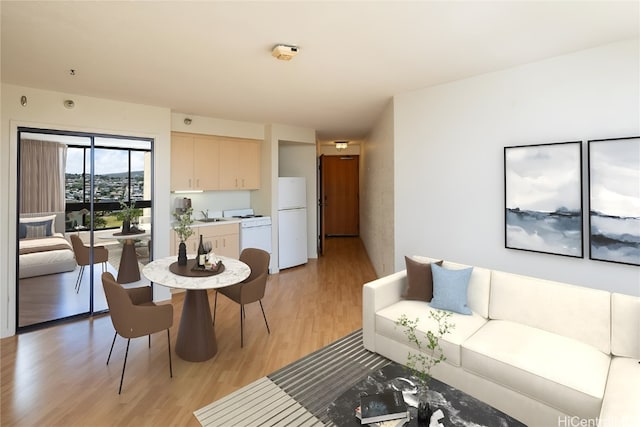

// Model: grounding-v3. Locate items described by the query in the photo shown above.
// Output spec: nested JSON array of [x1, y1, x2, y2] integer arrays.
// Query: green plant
[[396, 310, 455, 390], [116, 200, 143, 222], [173, 207, 194, 242]]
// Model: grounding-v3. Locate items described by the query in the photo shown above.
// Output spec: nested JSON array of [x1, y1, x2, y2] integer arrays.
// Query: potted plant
[[172, 207, 194, 265], [116, 201, 143, 234], [396, 310, 454, 423]]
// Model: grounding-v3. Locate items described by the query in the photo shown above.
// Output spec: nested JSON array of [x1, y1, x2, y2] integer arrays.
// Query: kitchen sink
[[198, 218, 225, 223]]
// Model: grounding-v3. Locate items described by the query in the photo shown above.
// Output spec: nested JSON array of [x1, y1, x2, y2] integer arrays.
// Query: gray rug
[[194, 329, 390, 426]]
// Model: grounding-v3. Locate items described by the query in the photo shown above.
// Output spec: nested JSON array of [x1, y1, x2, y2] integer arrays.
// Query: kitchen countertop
[[170, 218, 241, 228]]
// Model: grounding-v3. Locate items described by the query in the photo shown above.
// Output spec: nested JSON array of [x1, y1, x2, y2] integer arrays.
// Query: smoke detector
[[272, 44, 299, 61]]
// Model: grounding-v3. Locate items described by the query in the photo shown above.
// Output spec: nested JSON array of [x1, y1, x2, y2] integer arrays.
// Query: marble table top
[[142, 255, 250, 290], [327, 362, 526, 427]]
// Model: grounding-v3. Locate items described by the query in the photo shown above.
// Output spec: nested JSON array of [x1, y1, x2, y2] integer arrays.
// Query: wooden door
[[321, 155, 359, 236]]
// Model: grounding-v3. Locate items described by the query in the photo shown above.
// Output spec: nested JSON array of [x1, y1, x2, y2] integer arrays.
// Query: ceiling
[[2, 1, 639, 142]]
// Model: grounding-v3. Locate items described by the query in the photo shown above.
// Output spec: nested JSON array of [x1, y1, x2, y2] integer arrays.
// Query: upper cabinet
[[171, 133, 220, 191], [219, 138, 261, 190], [171, 132, 261, 191]]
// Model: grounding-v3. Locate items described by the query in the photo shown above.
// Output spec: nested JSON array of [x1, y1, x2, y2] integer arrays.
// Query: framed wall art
[[588, 136, 640, 266], [504, 141, 583, 258]]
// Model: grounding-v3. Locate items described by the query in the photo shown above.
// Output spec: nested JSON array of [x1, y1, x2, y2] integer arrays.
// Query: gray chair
[[102, 272, 173, 394], [213, 248, 270, 347]]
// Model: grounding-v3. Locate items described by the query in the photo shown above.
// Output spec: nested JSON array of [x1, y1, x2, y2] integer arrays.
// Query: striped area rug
[[194, 329, 390, 426]]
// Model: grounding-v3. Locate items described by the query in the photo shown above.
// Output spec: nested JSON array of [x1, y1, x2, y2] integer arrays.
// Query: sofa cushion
[[402, 257, 442, 302], [376, 299, 487, 367], [462, 320, 610, 419], [430, 264, 473, 315], [598, 357, 640, 427], [414, 257, 491, 318], [490, 270, 611, 354], [611, 293, 640, 358]]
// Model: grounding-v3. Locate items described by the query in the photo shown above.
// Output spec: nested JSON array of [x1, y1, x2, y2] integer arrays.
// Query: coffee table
[[326, 362, 526, 426]]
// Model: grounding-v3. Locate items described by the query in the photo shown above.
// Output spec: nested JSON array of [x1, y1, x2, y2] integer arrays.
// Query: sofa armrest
[[362, 270, 407, 352]]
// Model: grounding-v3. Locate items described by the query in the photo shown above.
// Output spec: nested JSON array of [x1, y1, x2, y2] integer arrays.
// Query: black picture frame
[[588, 136, 640, 266], [504, 141, 583, 258]]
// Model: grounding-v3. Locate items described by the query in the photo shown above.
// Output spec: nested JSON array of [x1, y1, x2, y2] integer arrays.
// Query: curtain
[[19, 139, 67, 213]]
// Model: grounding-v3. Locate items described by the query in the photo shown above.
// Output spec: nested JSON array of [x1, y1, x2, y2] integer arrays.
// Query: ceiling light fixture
[[272, 44, 299, 61], [334, 141, 349, 151]]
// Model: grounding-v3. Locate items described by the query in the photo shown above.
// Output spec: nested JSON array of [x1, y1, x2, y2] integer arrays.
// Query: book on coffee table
[[355, 406, 409, 426], [357, 390, 409, 424]]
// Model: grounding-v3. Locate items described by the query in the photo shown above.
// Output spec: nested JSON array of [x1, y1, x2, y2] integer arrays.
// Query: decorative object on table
[[116, 200, 143, 234], [191, 258, 224, 273], [358, 390, 409, 424], [169, 258, 225, 277], [172, 207, 194, 266], [588, 136, 640, 266], [504, 141, 583, 258], [197, 234, 206, 268], [395, 310, 454, 424]]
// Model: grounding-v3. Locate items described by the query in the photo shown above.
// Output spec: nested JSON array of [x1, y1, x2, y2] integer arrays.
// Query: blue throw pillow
[[19, 219, 53, 239], [429, 263, 473, 315]]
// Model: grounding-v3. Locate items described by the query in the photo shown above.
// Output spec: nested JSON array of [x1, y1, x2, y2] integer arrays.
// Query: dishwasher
[[223, 208, 273, 272]]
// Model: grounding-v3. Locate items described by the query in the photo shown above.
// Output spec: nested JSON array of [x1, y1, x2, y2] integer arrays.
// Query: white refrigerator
[[278, 177, 308, 269]]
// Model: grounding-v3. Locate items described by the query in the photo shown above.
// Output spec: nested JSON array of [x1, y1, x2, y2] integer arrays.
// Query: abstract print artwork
[[505, 141, 583, 257], [588, 137, 640, 266]]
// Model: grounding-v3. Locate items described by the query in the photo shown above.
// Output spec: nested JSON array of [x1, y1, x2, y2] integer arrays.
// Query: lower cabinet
[[170, 223, 240, 259]]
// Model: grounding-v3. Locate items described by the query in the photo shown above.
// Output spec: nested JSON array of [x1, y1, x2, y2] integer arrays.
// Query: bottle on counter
[[197, 234, 206, 268]]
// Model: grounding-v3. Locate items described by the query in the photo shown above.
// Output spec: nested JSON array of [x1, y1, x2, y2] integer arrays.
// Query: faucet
[[201, 209, 209, 220]]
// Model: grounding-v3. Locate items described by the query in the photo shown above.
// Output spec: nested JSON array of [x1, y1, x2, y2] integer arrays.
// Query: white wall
[[360, 100, 395, 277], [392, 39, 640, 296], [1, 84, 173, 337]]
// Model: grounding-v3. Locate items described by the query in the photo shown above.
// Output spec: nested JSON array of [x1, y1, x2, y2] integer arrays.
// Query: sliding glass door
[[17, 128, 153, 331]]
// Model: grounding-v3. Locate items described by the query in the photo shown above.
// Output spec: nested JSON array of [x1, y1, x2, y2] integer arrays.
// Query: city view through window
[[64, 138, 152, 232]]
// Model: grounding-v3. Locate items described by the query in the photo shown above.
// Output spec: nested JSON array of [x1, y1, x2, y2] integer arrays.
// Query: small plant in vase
[[173, 207, 194, 265], [396, 310, 454, 424], [116, 201, 143, 234]]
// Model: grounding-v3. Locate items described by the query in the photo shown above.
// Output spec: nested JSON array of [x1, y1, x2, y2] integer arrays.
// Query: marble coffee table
[[326, 362, 526, 426]]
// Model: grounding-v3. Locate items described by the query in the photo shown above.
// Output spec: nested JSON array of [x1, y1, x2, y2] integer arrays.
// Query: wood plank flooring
[[1, 237, 377, 426]]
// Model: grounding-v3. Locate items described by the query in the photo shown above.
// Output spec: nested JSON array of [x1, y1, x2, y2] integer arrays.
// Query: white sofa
[[362, 256, 640, 427]]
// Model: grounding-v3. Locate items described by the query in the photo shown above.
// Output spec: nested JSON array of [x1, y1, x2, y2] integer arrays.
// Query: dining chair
[[101, 272, 173, 394], [213, 248, 271, 347], [70, 234, 109, 293]]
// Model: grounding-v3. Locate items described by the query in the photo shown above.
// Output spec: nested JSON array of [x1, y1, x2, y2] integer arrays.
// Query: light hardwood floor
[[1, 237, 377, 426]]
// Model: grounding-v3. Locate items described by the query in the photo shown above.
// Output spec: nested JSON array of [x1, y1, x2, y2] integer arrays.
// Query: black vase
[[122, 219, 130, 234], [178, 241, 188, 266], [417, 395, 432, 426]]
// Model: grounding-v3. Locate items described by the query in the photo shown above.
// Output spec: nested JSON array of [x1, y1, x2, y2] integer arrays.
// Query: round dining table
[[142, 255, 250, 362], [105, 230, 150, 284]]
